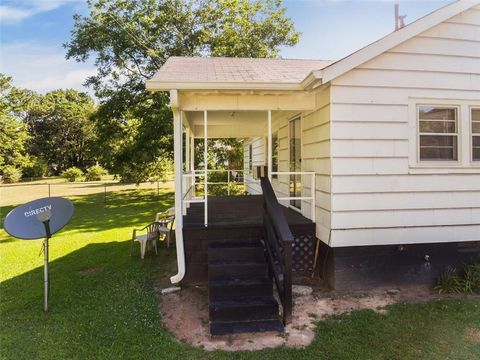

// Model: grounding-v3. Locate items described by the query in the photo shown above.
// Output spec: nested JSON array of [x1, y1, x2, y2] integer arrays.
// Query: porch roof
[[146, 57, 333, 91]]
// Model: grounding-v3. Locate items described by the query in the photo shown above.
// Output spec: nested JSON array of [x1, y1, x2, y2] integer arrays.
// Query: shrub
[[61, 167, 83, 182], [148, 158, 174, 183], [463, 262, 480, 293], [434, 267, 465, 294], [85, 165, 107, 181], [435, 262, 480, 294], [22, 158, 49, 179], [1, 166, 22, 184]]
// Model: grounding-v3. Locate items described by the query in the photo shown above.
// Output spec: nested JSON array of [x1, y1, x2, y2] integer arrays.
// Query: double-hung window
[[472, 108, 480, 162], [418, 106, 459, 162]]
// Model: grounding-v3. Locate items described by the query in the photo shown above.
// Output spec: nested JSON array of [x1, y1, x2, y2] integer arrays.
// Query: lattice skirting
[[292, 232, 317, 275]]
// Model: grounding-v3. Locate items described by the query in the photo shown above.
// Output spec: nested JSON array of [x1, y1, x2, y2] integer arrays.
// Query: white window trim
[[471, 106, 480, 164], [417, 104, 460, 164], [408, 98, 480, 174]]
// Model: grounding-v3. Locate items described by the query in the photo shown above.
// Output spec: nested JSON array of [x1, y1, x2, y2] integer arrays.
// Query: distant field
[[0, 179, 174, 207]]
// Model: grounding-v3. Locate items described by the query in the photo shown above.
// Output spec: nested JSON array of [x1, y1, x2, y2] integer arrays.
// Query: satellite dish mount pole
[[4, 197, 74, 313], [42, 219, 51, 312]]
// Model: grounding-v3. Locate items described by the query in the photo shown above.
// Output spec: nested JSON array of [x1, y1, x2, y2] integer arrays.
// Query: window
[[418, 106, 458, 161], [473, 108, 480, 161], [272, 132, 279, 179]]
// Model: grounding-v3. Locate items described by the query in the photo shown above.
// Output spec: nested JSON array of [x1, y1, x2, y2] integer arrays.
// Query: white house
[[146, 0, 480, 297]]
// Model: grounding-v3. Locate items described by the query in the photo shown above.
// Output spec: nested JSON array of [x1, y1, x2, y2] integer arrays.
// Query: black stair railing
[[260, 176, 293, 324]]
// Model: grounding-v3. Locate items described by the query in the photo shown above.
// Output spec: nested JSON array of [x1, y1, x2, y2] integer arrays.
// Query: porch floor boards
[[183, 195, 312, 229]]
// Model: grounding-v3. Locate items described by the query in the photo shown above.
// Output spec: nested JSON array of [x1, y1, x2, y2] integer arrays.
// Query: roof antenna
[[395, 4, 407, 31]]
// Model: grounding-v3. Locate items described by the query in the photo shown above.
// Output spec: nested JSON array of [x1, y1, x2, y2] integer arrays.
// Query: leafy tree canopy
[[25, 89, 96, 173], [195, 138, 244, 171], [0, 74, 32, 173], [65, 0, 299, 182]]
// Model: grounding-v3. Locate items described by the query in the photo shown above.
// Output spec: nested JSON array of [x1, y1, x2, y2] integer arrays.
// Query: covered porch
[[172, 92, 319, 283]]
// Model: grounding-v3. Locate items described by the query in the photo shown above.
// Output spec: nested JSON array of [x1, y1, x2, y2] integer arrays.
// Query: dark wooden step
[[209, 277, 273, 299], [209, 296, 279, 322], [208, 242, 265, 262], [210, 319, 284, 336], [208, 261, 268, 279], [209, 241, 262, 248]]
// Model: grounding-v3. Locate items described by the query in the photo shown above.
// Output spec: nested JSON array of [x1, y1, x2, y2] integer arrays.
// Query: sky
[[0, 0, 452, 95]]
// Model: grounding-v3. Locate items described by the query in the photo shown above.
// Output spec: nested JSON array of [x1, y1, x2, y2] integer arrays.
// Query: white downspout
[[185, 129, 190, 175], [170, 92, 185, 284]]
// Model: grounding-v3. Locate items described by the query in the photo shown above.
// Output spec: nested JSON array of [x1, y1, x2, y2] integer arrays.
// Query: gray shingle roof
[[149, 57, 333, 85]]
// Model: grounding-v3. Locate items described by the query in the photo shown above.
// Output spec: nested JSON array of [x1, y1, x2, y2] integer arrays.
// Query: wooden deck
[[183, 195, 312, 229], [182, 196, 316, 283]]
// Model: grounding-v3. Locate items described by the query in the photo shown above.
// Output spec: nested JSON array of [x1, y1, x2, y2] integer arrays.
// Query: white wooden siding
[[243, 137, 265, 194], [329, 7, 480, 247]]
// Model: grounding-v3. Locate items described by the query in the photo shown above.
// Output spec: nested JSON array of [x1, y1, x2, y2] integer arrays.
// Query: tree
[[0, 74, 31, 175], [26, 89, 96, 173], [195, 139, 244, 171], [65, 0, 299, 182]]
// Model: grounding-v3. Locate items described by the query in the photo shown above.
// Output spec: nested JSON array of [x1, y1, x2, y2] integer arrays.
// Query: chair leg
[[140, 240, 146, 259], [153, 240, 158, 255]]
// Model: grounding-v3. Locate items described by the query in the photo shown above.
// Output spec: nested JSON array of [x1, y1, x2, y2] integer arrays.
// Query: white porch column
[[190, 131, 195, 197], [204, 110, 208, 227], [190, 131, 195, 172], [267, 110, 272, 182], [185, 129, 190, 173], [171, 106, 185, 284]]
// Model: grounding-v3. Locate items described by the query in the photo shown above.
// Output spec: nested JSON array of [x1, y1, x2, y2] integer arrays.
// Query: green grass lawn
[[1, 189, 480, 359]]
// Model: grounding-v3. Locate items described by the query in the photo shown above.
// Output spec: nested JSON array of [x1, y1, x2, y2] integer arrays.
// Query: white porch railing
[[271, 171, 316, 223], [181, 170, 315, 227], [182, 169, 246, 227]]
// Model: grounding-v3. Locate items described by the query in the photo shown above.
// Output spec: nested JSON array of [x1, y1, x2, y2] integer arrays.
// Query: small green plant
[[435, 267, 465, 294], [22, 157, 49, 178], [435, 262, 480, 294], [1, 166, 22, 184], [463, 263, 480, 293], [85, 165, 107, 181], [61, 167, 84, 182]]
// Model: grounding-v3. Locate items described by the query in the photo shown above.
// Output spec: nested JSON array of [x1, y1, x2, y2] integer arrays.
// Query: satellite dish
[[4, 197, 74, 240], [3, 197, 74, 312]]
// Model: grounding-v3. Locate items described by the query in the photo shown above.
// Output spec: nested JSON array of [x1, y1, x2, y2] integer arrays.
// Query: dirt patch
[[465, 327, 480, 343], [156, 283, 443, 351], [77, 267, 101, 276]]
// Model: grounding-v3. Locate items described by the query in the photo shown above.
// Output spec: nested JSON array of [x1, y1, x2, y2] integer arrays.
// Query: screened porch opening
[[180, 110, 316, 227]]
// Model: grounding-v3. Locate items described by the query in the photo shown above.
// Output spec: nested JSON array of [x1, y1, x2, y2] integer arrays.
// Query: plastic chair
[[131, 222, 162, 259], [155, 207, 175, 248]]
